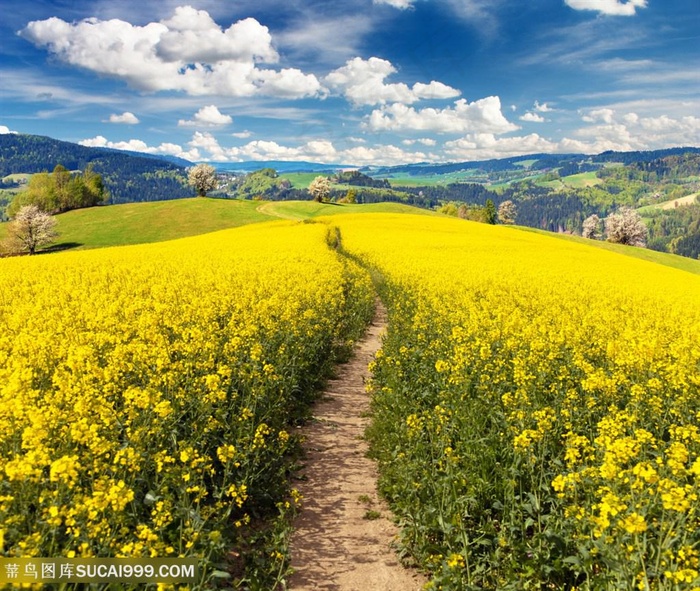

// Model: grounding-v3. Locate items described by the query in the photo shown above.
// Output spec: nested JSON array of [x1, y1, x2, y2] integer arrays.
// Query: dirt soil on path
[[287, 301, 426, 591]]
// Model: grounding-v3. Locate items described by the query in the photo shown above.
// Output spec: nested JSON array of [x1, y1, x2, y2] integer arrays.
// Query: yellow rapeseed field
[[2, 210, 699, 590], [0, 220, 373, 588], [334, 213, 700, 590]]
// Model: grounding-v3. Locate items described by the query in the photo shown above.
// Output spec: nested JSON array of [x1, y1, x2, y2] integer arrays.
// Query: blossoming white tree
[[308, 176, 332, 203], [188, 163, 218, 197], [582, 214, 602, 239], [605, 207, 647, 247], [5, 204, 58, 255]]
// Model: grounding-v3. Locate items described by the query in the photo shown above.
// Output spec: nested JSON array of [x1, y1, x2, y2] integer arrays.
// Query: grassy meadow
[[1, 200, 699, 589], [537, 171, 604, 190]]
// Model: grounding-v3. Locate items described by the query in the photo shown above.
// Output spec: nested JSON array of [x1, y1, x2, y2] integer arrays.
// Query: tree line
[[8, 165, 106, 216]]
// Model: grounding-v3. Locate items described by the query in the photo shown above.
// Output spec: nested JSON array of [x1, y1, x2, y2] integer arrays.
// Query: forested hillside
[[0, 134, 191, 209]]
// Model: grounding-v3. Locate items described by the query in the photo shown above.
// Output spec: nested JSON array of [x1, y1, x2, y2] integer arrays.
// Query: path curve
[[255, 202, 304, 220], [287, 301, 425, 591]]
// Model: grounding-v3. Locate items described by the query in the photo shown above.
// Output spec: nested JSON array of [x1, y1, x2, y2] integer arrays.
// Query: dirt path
[[286, 301, 425, 591], [255, 202, 304, 220]]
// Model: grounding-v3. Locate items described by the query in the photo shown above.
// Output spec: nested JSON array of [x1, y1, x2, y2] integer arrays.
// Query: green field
[[0, 198, 271, 249], [278, 172, 320, 189], [637, 192, 699, 215], [537, 171, 603, 189], [255, 200, 437, 221], [379, 170, 486, 187]]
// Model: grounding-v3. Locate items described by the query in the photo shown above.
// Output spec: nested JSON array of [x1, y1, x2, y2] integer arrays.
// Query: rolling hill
[[2, 197, 698, 276]]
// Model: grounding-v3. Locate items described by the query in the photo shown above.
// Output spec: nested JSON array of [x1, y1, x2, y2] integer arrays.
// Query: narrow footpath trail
[[287, 301, 426, 591]]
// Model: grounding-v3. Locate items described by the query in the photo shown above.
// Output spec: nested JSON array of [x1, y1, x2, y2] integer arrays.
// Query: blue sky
[[1, 0, 698, 165]]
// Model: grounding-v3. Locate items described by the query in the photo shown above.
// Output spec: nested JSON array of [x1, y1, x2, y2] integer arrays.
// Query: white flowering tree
[[605, 207, 647, 247], [188, 163, 218, 197], [308, 176, 332, 203], [582, 214, 602, 240], [498, 200, 517, 225], [5, 205, 58, 255]]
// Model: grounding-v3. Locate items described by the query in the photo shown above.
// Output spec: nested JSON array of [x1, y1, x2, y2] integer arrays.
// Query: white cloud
[[403, 138, 437, 146], [232, 131, 253, 139], [444, 133, 559, 160], [20, 9, 321, 99], [373, 0, 415, 8], [442, 131, 640, 161], [184, 132, 430, 166], [581, 108, 616, 123], [79, 135, 199, 161], [574, 108, 700, 150], [365, 96, 519, 134], [107, 112, 140, 124], [564, 0, 647, 16], [341, 144, 429, 166], [325, 57, 460, 106], [0, 125, 18, 134], [534, 101, 554, 112], [519, 112, 546, 123], [178, 105, 233, 127], [412, 81, 462, 101], [157, 9, 278, 63]]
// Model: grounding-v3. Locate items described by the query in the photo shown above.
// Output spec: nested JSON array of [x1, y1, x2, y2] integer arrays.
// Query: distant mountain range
[[214, 160, 351, 174], [214, 148, 700, 175], [2, 133, 700, 204], [3, 132, 699, 180]]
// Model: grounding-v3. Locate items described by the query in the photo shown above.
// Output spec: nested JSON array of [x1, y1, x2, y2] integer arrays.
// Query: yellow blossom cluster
[[0, 220, 373, 587], [335, 213, 700, 590]]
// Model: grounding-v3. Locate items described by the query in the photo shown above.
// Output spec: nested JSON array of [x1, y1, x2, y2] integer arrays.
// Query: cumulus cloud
[[365, 96, 519, 134], [534, 101, 554, 112], [232, 130, 253, 139], [157, 9, 278, 63], [0, 125, 18, 134], [79, 135, 200, 161], [519, 112, 546, 123], [582, 108, 616, 123], [444, 133, 559, 160], [186, 132, 430, 166], [107, 112, 140, 124], [442, 107, 700, 160], [325, 57, 460, 106], [576, 109, 700, 149], [20, 8, 321, 99], [178, 105, 232, 127], [564, 0, 647, 16]]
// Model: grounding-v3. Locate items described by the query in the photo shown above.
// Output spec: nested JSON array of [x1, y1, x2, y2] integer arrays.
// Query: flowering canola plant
[[0, 220, 373, 588], [334, 213, 700, 590]]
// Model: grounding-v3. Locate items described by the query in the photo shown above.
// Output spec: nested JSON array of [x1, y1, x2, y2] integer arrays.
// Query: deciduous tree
[[309, 176, 332, 203], [8, 164, 106, 216], [582, 214, 602, 239], [498, 200, 517, 224], [605, 207, 647, 247], [188, 163, 218, 197], [4, 204, 58, 255]]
